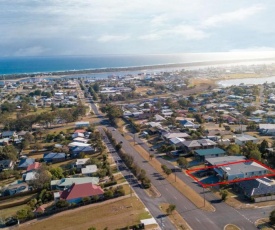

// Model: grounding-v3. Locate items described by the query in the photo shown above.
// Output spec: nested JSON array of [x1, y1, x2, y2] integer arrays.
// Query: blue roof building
[[194, 148, 226, 161], [43, 152, 66, 163], [71, 146, 95, 158], [18, 158, 35, 169]]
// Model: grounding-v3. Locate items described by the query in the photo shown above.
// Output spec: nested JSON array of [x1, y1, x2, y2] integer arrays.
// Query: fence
[[254, 195, 275, 203]]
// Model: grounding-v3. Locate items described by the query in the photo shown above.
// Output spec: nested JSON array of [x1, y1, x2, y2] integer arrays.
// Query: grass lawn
[[159, 203, 191, 230], [0, 194, 35, 208], [51, 159, 75, 169], [114, 173, 126, 184], [0, 177, 16, 187], [19, 196, 152, 230], [0, 204, 29, 219]]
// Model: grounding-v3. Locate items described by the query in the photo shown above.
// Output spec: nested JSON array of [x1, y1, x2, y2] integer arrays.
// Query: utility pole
[[203, 186, 206, 207], [175, 167, 177, 182]]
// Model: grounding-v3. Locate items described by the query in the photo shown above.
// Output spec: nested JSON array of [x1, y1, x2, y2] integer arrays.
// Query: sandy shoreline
[[3, 57, 275, 81]]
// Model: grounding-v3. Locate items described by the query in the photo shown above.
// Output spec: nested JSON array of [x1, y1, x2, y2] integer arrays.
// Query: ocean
[[0, 52, 275, 76]]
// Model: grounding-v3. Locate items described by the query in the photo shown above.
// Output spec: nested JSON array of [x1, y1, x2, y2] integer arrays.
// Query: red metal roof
[[74, 129, 86, 133], [60, 183, 104, 200], [26, 162, 41, 172]]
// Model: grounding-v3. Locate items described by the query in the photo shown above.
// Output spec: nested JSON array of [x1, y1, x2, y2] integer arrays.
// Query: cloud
[[229, 46, 275, 52], [202, 4, 265, 27], [97, 35, 130, 42], [14, 46, 49, 56], [167, 25, 209, 40], [139, 33, 161, 41], [140, 25, 208, 41]]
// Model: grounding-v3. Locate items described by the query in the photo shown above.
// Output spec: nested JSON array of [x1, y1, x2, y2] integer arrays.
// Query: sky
[[1, 0, 275, 56]]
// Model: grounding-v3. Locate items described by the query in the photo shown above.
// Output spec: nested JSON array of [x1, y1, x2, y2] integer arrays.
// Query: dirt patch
[[18, 196, 153, 230], [159, 203, 191, 230]]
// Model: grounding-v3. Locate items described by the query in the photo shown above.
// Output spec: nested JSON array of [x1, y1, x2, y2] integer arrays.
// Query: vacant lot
[[18, 196, 153, 230]]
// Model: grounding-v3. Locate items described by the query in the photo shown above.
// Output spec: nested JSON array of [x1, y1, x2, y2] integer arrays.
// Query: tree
[[177, 157, 189, 169], [249, 149, 261, 161], [30, 166, 52, 189], [259, 139, 269, 155], [270, 209, 275, 225], [56, 200, 69, 208], [34, 142, 43, 153], [219, 189, 228, 201], [24, 132, 34, 143], [226, 144, 241, 156], [50, 167, 64, 179], [243, 106, 256, 116], [166, 204, 176, 215], [82, 196, 91, 203]]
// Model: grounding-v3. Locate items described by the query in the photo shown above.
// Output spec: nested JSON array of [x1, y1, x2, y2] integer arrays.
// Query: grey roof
[[220, 161, 267, 176], [51, 177, 99, 189], [206, 156, 246, 166], [235, 134, 258, 142], [238, 178, 275, 197]]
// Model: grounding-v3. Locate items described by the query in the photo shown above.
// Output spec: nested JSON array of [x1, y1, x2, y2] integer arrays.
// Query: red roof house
[[74, 129, 86, 134], [26, 162, 41, 172], [60, 183, 104, 203]]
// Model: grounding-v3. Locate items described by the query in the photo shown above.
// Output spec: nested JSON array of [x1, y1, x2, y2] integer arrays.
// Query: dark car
[[5, 217, 19, 226]]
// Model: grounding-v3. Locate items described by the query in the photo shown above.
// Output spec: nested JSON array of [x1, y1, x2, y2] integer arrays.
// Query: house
[[2, 131, 17, 139], [169, 137, 186, 147], [43, 152, 66, 163], [214, 161, 269, 181], [71, 146, 95, 158], [179, 120, 200, 129], [0, 159, 14, 171], [68, 142, 91, 147], [182, 139, 217, 152], [194, 148, 226, 161], [2, 182, 29, 196], [18, 158, 35, 170], [235, 134, 258, 146], [34, 205, 46, 214], [51, 177, 100, 190], [72, 132, 85, 139], [26, 162, 41, 172], [206, 156, 246, 166], [73, 137, 89, 143], [238, 177, 275, 202], [163, 132, 190, 141], [75, 121, 90, 128], [58, 182, 104, 203], [73, 158, 90, 169], [155, 114, 166, 121], [259, 124, 275, 136], [24, 171, 38, 184], [81, 165, 98, 176]]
